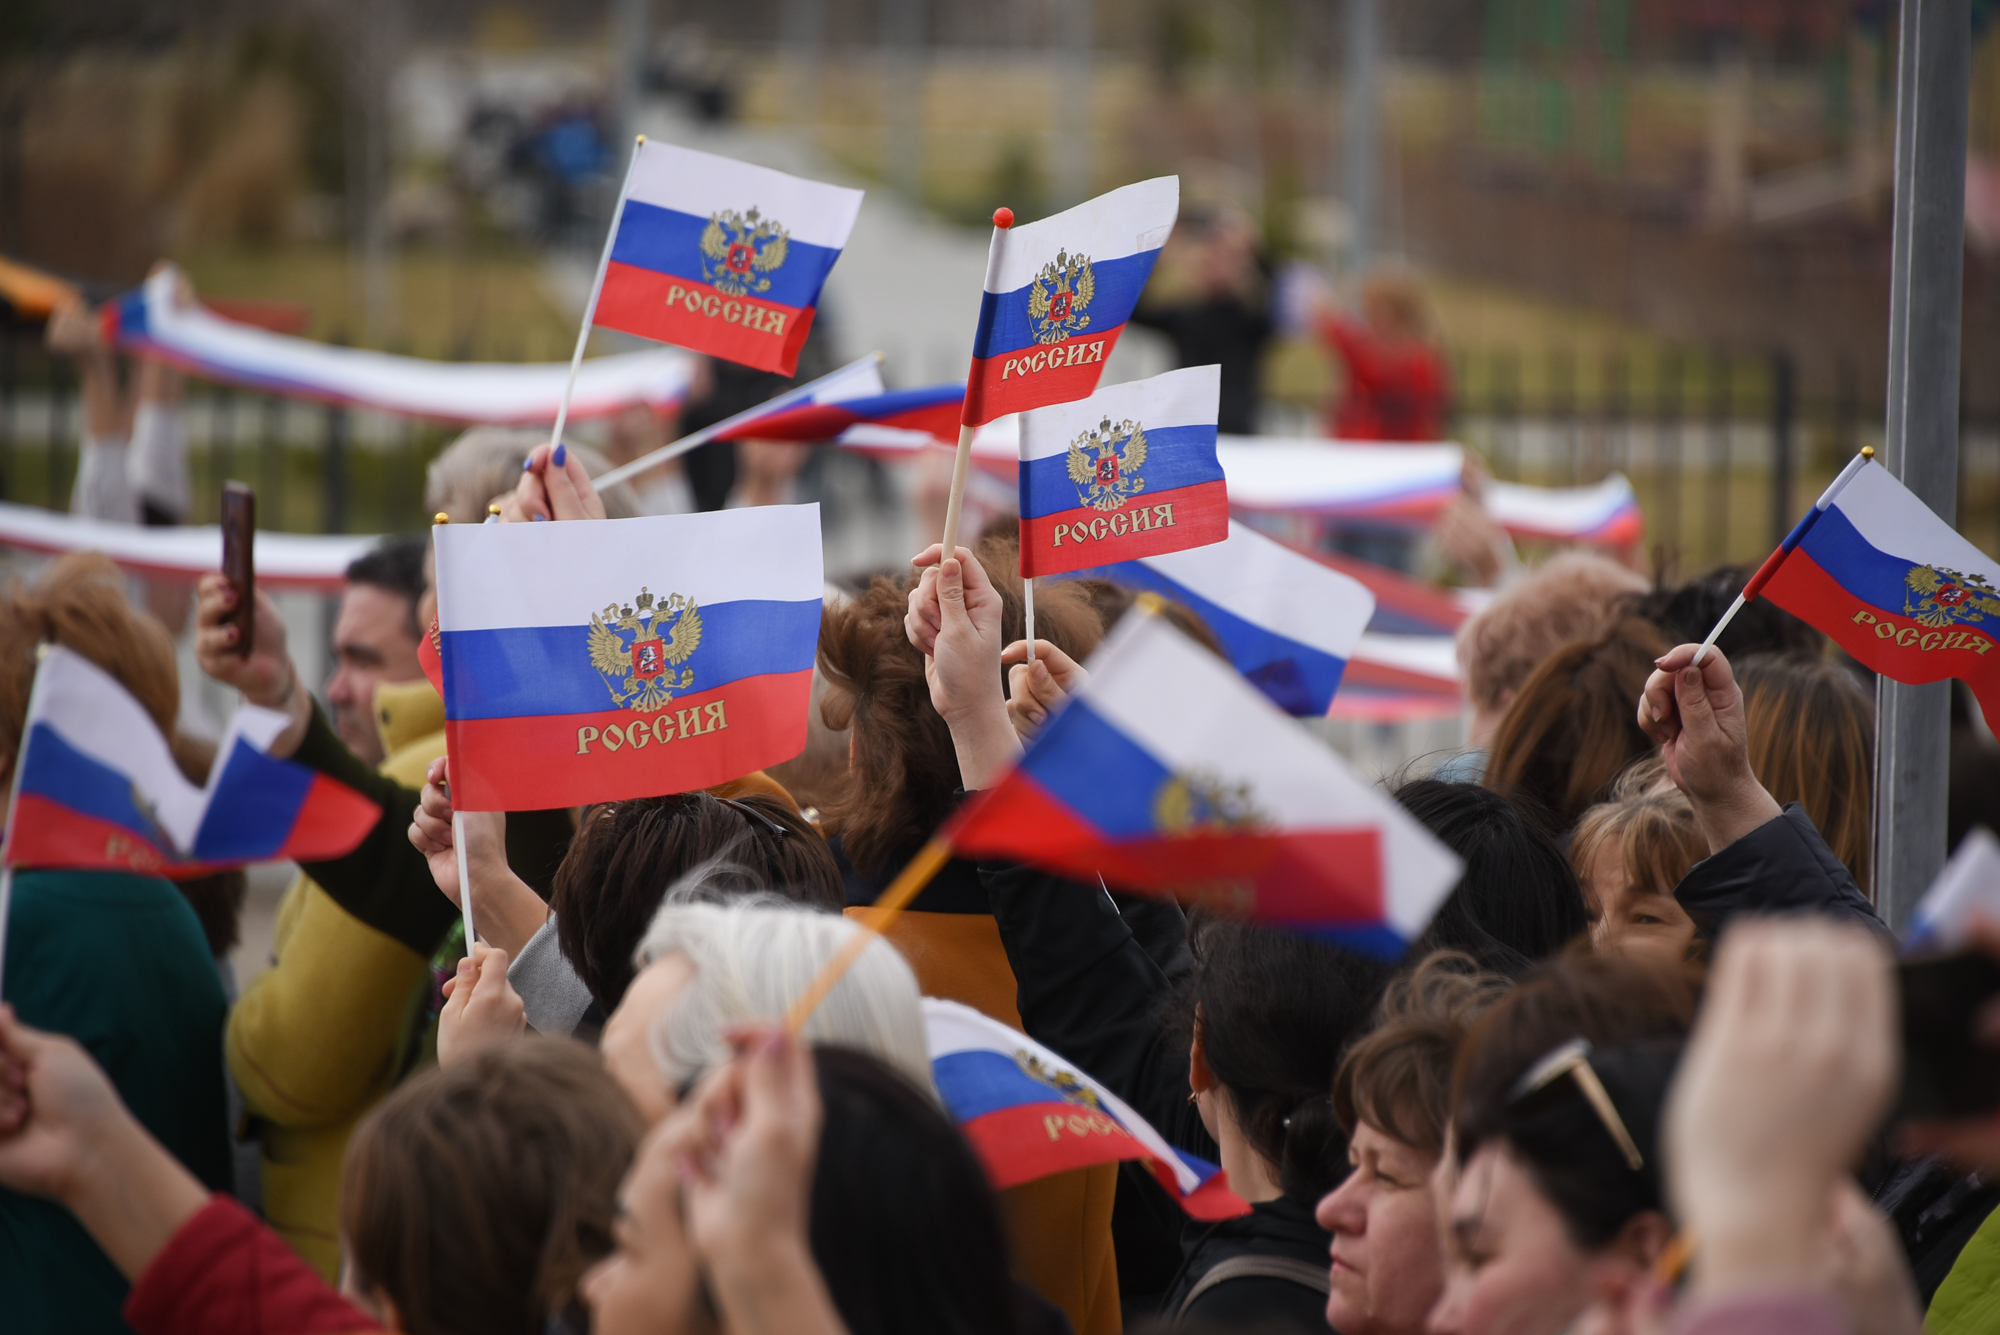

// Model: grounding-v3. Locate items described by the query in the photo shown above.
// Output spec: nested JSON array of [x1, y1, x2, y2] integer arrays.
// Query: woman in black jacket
[[909, 543, 1391, 1329]]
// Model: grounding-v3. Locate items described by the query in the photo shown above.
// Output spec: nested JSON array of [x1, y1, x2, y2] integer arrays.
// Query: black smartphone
[[1896, 950, 2000, 1122], [220, 482, 255, 659]]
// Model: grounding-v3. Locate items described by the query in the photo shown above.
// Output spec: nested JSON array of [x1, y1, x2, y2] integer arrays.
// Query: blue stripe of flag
[[933, 1049, 1109, 1123], [439, 598, 822, 721], [1017, 698, 1171, 838], [17, 722, 167, 844], [970, 250, 1160, 361], [1019, 424, 1223, 522], [611, 200, 844, 311], [1795, 505, 1924, 615], [189, 738, 315, 862]]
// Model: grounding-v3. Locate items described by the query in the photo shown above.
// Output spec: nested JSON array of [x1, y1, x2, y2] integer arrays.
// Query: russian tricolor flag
[[947, 610, 1462, 953], [7, 645, 377, 875], [594, 142, 864, 376], [1018, 365, 1227, 578], [1053, 519, 1375, 716], [1743, 455, 2000, 723], [962, 178, 1179, 427], [431, 507, 824, 811], [716, 384, 963, 447], [926, 998, 1248, 1219]]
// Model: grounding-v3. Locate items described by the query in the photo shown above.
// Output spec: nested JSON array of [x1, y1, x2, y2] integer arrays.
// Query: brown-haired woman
[[1317, 953, 1510, 1335], [1568, 788, 1706, 963], [0, 553, 234, 1335], [1483, 617, 1667, 838], [1736, 654, 1874, 896], [816, 525, 1128, 1334], [339, 1037, 642, 1335]]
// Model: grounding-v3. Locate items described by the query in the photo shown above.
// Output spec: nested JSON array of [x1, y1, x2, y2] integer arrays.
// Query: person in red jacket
[[1318, 269, 1450, 443]]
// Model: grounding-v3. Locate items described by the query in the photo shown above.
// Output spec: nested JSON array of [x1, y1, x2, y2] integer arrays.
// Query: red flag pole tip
[[993, 207, 1015, 228]]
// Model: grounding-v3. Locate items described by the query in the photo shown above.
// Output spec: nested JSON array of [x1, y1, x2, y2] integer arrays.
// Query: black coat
[[1672, 802, 1887, 941], [978, 860, 1333, 1329]]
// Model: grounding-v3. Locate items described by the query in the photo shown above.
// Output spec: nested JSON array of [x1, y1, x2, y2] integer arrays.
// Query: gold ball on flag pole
[[433, 512, 450, 526], [1861, 445, 1875, 459]]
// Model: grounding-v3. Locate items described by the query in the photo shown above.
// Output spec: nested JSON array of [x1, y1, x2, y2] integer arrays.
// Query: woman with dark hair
[[1394, 780, 1591, 975], [914, 542, 1394, 1329], [1482, 617, 1667, 838]]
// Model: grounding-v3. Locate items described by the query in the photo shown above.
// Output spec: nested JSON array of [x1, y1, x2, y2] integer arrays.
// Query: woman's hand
[[1665, 918, 1897, 1301], [905, 545, 1020, 789], [193, 573, 311, 755], [499, 442, 607, 522], [1002, 639, 1086, 740], [407, 758, 547, 956], [1636, 643, 1782, 852], [437, 945, 525, 1068]]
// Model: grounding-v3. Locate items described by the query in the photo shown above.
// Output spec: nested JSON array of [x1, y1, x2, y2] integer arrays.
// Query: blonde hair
[[636, 898, 931, 1095], [1569, 788, 1707, 903], [1456, 552, 1649, 716], [424, 427, 642, 523], [1737, 655, 1874, 895]]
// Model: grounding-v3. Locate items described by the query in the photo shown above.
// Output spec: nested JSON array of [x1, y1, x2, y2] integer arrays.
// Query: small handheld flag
[[595, 141, 864, 376], [431, 506, 824, 811], [4, 644, 377, 876], [947, 607, 1462, 953], [1699, 453, 2000, 725], [713, 383, 963, 447], [1018, 365, 1227, 578], [1051, 519, 1376, 716], [925, 998, 1248, 1219]]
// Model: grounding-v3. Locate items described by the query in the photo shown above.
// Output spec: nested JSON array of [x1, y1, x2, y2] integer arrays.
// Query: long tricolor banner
[[1018, 365, 1226, 577], [962, 179, 1179, 426], [432, 506, 823, 811], [0, 501, 376, 591], [1051, 519, 1374, 716], [948, 610, 1463, 952], [1744, 456, 2000, 724], [108, 266, 698, 424], [925, 998, 1248, 1219], [9, 645, 377, 875], [1217, 439, 1465, 520], [1484, 474, 1643, 547], [595, 142, 864, 376]]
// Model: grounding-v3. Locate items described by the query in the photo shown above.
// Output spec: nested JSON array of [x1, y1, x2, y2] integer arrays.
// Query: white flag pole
[[546, 135, 649, 459], [1024, 577, 1036, 664], [940, 207, 1016, 559], [0, 646, 55, 1001], [429, 512, 476, 957], [593, 350, 885, 491]]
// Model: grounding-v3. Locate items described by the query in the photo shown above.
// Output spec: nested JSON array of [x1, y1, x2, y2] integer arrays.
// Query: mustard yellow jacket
[[224, 679, 445, 1279]]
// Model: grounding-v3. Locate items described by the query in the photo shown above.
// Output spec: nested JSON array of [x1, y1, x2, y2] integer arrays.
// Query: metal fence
[[4, 323, 1997, 569]]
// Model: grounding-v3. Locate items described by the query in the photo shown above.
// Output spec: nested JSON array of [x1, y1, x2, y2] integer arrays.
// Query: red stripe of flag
[[962, 325, 1128, 427], [1020, 480, 1229, 578], [594, 261, 816, 376]]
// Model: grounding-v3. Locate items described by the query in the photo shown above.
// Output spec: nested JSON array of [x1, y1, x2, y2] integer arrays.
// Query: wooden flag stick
[[938, 206, 1014, 558], [545, 135, 647, 462], [785, 838, 952, 1032]]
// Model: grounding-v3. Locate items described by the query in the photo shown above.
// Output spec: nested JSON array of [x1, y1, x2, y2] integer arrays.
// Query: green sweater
[[0, 869, 231, 1335]]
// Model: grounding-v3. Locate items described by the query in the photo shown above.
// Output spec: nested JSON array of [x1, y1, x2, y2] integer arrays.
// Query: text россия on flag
[[432, 507, 824, 811], [946, 611, 1461, 954], [594, 142, 864, 376], [1017, 364, 1227, 577], [962, 177, 1179, 427]]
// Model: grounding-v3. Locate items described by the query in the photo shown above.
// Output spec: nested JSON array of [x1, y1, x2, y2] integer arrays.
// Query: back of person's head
[[552, 791, 843, 1010], [1395, 780, 1590, 975], [1333, 951, 1511, 1155], [809, 1046, 1018, 1335], [1736, 653, 1874, 894], [1173, 917, 1395, 1203], [816, 527, 1101, 877], [1455, 552, 1649, 734], [341, 1037, 644, 1335], [1451, 951, 1695, 1244], [425, 426, 641, 522], [1068, 577, 1227, 658], [1621, 563, 1823, 662], [1482, 617, 1667, 836], [0, 552, 178, 767], [344, 534, 428, 637], [636, 898, 929, 1094]]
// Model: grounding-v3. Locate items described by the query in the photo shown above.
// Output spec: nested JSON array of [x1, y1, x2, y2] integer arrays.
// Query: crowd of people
[[0, 425, 1996, 1335]]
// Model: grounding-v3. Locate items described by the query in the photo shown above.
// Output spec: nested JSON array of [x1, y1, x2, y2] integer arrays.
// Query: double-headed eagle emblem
[[1012, 1050, 1105, 1111], [587, 588, 702, 713], [699, 207, 789, 297], [1153, 770, 1266, 835], [1027, 249, 1096, 344], [1904, 564, 2000, 629], [1067, 416, 1148, 511]]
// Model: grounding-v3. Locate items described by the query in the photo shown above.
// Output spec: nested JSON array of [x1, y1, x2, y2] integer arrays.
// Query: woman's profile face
[[1317, 1119, 1446, 1335], [581, 1127, 710, 1335], [1427, 1144, 1595, 1335], [1582, 844, 1697, 963]]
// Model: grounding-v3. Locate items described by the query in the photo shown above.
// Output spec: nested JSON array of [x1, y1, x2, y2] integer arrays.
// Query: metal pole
[[1052, 0, 1094, 207], [1873, 0, 1969, 928], [883, 0, 925, 205], [1340, 0, 1381, 273], [1769, 350, 1794, 549], [610, 0, 650, 146]]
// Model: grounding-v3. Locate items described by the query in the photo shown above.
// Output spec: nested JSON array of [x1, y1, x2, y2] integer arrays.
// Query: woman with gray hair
[[424, 425, 643, 523]]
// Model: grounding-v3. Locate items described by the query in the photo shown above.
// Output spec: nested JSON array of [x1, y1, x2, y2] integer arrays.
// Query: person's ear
[[1588, 1209, 1673, 1307]]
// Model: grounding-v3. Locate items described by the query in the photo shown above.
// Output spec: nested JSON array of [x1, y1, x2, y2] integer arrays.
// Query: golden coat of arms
[[699, 207, 790, 297], [1026, 249, 1095, 344], [1066, 417, 1148, 511], [1903, 564, 2000, 629], [1012, 1050, 1105, 1111], [587, 588, 702, 713], [1153, 770, 1266, 834]]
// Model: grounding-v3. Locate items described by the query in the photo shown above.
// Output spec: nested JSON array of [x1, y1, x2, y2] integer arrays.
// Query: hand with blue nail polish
[[502, 440, 608, 524]]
